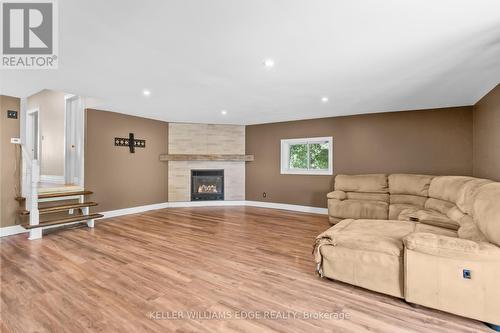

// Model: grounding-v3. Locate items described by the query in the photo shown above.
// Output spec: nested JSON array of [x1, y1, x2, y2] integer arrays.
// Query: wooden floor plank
[[0, 207, 491, 333]]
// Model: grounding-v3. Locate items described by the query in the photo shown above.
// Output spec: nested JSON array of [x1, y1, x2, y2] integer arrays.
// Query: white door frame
[[26, 108, 40, 161]]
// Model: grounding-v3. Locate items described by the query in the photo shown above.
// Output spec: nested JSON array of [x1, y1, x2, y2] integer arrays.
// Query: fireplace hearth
[[191, 170, 224, 201]]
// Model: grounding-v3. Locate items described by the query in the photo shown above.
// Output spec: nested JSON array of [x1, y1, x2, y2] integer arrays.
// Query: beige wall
[[0, 96, 21, 227], [168, 123, 245, 154], [246, 106, 473, 208], [473, 84, 500, 181], [85, 109, 168, 212], [27, 89, 65, 177], [168, 123, 245, 201]]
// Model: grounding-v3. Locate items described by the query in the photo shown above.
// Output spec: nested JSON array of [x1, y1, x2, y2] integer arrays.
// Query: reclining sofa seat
[[327, 174, 490, 230], [327, 174, 389, 225], [318, 174, 500, 327]]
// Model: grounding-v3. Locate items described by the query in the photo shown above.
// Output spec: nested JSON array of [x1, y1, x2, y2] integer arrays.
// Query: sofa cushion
[[388, 174, 434, 196], [404, 232, 479, 257], [428, 176, 476, 204], [320, 245, 404, 298], [346, 192, 389, 202], [335, 174, 388, 193], [389, 204, 420, 220], [458, 216, 488, 242], [327, 190, 346, 200], [425, 198, 455, 215], [399, 208, 459, 230], [455, 178, 492, 215], [414, 223, 458, 238], [473, 183, 500, 246], [404, 233, 500, 261], [319, 219, 415, 256], [446, 206, 466, 223], [390, 194, 427, 206], [328, 199, 388, 220]]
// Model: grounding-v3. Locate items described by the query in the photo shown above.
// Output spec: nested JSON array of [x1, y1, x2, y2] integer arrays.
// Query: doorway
[[26, 108, 40, 161], [64, 95, 85, 186]]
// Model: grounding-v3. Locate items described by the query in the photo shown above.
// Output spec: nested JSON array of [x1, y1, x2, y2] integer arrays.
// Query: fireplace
[[191, 170, 224, 201]]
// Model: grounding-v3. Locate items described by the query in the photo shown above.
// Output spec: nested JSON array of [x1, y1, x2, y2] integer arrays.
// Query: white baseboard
[[100, 202, 171, 219], [0, 200, 327, 238], [40, 175, 65, 184], [0, 225, 28, 237], [98, 200, 326, 220], [167, 200, 247, 208], [245, 201, 328, 215], [99, 200, 247, 219], [0, 220, 96, 238]]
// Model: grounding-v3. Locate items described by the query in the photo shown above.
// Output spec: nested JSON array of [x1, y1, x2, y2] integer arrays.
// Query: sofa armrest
[[404, 232, 480, 257], [327, 190, 346, 200]]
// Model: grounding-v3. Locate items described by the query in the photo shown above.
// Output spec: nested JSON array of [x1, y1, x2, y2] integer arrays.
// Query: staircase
[[17, 190, 103, 232], [17, 144, 102, 240]]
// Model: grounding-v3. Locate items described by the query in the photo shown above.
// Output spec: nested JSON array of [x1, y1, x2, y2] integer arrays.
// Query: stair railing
[[21, 144, 41, 239]]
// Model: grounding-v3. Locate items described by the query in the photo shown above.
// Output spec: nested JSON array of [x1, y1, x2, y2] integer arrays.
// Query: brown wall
[[246, 106, 473, 208], [473, 84, 500, 181], [0, 96, 21, 227], [85, 109, 168, 212]]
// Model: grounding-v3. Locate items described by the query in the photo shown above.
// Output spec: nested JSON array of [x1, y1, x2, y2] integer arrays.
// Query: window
[[280, 137, 333, 175]]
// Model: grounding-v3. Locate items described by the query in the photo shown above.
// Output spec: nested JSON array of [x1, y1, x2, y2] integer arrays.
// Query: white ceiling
[[2, 0, 500, 125]]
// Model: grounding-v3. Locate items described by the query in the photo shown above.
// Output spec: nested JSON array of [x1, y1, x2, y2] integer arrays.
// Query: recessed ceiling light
[[263, 59, 275, 68], [321, 97, 329, 103], [143, 89, 151, 96], [221, 110, 227, 115]]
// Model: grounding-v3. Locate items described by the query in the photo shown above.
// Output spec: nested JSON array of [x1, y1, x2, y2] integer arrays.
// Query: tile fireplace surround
[[167, 123, 245, 202]]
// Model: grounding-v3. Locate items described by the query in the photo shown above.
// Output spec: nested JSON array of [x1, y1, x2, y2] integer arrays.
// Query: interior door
[[27, 109, 40, 161], [65, 96, 84, 185]]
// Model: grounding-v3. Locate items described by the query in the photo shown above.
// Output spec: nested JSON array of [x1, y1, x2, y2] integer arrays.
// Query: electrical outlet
[[7, 110, 18, 119], [10, 138, 21, 144], [463, 269, 471, 279]]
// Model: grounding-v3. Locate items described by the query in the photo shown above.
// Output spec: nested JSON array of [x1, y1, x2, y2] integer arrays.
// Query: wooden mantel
[[160, 154, 254, 162]]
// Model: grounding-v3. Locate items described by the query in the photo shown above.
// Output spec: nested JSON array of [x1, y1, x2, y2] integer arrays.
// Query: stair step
[[15, 190, 93, 202], [22, 213, 104, 229], [40, 202, 98, 214], [38, 190, 93, 200], [18, 209, 30, 216], [18, 202, 99, 215]]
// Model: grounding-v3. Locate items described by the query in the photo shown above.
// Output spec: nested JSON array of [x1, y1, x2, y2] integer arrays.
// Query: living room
[[1, 1, 500, 332]]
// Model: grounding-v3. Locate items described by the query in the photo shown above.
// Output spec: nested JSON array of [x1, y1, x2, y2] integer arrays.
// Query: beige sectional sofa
[[316, 174, 500, 328]]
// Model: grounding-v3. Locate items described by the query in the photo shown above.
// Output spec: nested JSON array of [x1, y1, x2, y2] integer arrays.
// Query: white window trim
[[280, 136, 333, 175]]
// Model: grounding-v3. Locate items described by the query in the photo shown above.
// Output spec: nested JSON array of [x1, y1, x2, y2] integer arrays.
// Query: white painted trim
[[98, 200, 327, 220], [280, 136, 333, 175], [245, 201, 328, 214], [0, 225, 28, 237], [167, 200, 247, 208], [29, 229, 42, 240], [99, 201, 247, 219], [40, 175, 65, 184], [0, 219, 102, 238], [99, 202, 171, 219], [0, 200, 327, 238]]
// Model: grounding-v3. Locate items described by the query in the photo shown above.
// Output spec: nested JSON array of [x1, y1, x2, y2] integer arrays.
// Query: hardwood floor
[[0, 207, 491, 333]]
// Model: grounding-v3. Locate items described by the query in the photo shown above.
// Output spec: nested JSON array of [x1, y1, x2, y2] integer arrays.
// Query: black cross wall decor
[[114, 133, 146, 153]]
